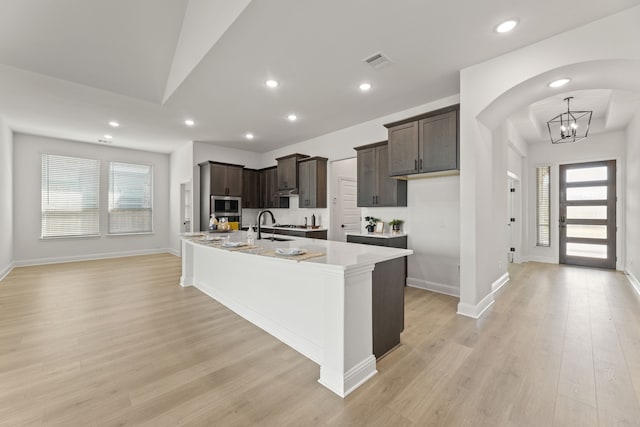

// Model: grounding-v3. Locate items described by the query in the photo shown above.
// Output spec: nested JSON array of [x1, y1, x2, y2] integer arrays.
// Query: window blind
[[41, 154, 100, 238], [108, 162, 153, 234], [536, 166, 551, 247]]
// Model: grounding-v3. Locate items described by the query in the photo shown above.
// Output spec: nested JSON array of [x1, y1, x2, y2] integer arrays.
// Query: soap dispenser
[[311, 213, 316, 227]]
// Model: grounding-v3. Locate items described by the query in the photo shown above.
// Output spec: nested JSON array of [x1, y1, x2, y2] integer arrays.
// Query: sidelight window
[[536, 166, 551, 247]]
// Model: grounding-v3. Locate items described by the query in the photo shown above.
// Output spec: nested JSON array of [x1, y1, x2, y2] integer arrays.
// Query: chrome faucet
[[257, 210, 276, 240]]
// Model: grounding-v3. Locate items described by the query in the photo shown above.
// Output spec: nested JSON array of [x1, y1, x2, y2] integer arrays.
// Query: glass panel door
[[559, 160, 616, 269]]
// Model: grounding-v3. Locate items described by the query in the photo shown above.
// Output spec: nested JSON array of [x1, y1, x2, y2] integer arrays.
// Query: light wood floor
[[1, 255, 640, 426]]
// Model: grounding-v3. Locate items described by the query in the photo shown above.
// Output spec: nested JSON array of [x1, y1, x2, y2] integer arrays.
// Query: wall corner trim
[[457, 291, 495, 319], [406, 277, 460, 297], [456, 271, 510, 319], [0, 262, 14, 282], [626, 270, 640, 297], [491, 272, 510, 293]]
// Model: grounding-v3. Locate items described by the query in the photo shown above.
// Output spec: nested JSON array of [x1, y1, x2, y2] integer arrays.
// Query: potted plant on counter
[[364, 216, 379, 233], [389, 219, 404, 233]]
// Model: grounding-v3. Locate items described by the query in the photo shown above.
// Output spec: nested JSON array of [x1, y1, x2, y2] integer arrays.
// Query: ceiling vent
[[363, 52, 392, 70]]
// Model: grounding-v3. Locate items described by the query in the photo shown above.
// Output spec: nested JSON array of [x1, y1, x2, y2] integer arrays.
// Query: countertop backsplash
[[242, 196, 328, 228]]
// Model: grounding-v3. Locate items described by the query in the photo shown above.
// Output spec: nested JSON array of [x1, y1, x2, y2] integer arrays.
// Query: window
[[41, 154, 100, 238], [108, 162, 153, 234], [536, 166, 551, 247]]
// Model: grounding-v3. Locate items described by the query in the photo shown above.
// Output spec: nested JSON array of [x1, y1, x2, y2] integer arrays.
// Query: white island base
[[180, 235, 412, 397]]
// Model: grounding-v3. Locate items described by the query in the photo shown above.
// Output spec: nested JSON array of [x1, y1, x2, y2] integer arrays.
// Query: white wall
[[626, 109, 640, 293], [458, 5, 640, 316], [13, 133, 171, 265], [526, 131, 626, 267], [403, 176, 460, 295], [0, 116, 13, 279], [169, 141, 194, 254]]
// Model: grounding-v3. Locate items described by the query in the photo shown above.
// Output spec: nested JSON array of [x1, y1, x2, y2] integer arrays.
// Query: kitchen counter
[[258, 225, 327, 240], [345, 231, 407, 239], [182, 230, 409, 271], [180, 231, 412, 397]]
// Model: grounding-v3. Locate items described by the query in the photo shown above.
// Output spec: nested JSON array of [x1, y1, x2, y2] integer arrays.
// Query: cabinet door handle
[[419, 159, 423, 170], [414, 159, 418, 171], [372, 195, 375, 205]]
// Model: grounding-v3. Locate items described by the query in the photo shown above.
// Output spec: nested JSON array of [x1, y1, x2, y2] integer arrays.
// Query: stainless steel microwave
[[211, 195, 242, 221]]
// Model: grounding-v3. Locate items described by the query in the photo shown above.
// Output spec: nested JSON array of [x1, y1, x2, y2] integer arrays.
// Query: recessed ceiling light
[[108, 121, 120, 127], [185, 119, 195, 126], [245, 133, 254, 140], [496, 19, 518, 33], [104, 134, 113, 139], [266, 80, 279, 88], [548, 78, 571, 88], [287, 114, 297, 122], [359, 82, 372, 91]]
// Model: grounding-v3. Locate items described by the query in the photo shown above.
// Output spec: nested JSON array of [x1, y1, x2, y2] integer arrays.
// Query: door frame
[[507, 172, 522, 264], [558, 160, 616, 269]]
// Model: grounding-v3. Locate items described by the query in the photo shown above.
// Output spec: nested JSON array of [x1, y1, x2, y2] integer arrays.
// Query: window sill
[[40, 235, 101, 241], [107, 232, 155, 237]]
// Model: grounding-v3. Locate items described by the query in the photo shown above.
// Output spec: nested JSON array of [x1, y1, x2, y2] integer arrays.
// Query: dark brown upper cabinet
[[200, 161, 244, 197], [276, 153, 309, 192], [199, 161, 244, 199], [298, 157, 328, 208], [260, 166, 278, 209], [384, 104, 459, 177], [242, 168, 261, 208], [355, 141, 407, 207]]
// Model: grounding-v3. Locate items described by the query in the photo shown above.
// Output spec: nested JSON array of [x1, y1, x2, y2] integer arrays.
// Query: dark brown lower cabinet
[[371, 257, 405, 358]]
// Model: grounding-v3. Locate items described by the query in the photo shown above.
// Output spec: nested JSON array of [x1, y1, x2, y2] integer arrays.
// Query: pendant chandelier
[[547, 96, 592, 144]]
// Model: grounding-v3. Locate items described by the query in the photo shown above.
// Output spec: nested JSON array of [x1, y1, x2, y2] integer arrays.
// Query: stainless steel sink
[[260, 237, 293, 242]]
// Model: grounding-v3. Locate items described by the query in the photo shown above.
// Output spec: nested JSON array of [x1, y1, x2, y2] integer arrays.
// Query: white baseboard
[[406, 277, 459, 297], [168, 248, 181, 257], [13, 248, 172, 267], [457, 291, 495, 319], [523, 255, 557, 264], [319, 355, 378, 398], [626, 270, 640, 297], [0, 262, 14, 282], [491, 272, 510, 293]]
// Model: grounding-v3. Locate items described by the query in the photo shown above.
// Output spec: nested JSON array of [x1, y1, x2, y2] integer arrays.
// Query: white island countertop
[[180, 231, 412, 398], [183, 231, 411, 271]]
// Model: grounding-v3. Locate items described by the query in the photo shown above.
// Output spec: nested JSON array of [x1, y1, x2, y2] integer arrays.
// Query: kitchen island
[[180, 232, 412, 397]]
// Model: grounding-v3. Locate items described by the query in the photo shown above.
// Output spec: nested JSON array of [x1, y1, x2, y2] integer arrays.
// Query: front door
[[559, 160, 616, 269]]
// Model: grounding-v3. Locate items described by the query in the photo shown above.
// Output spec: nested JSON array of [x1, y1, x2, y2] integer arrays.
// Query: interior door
[[338, 177, 360, 242], [559, 160, 616, 269]]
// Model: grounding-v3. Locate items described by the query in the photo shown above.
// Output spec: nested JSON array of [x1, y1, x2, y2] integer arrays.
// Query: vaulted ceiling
[[1, 0, 638, 153]]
